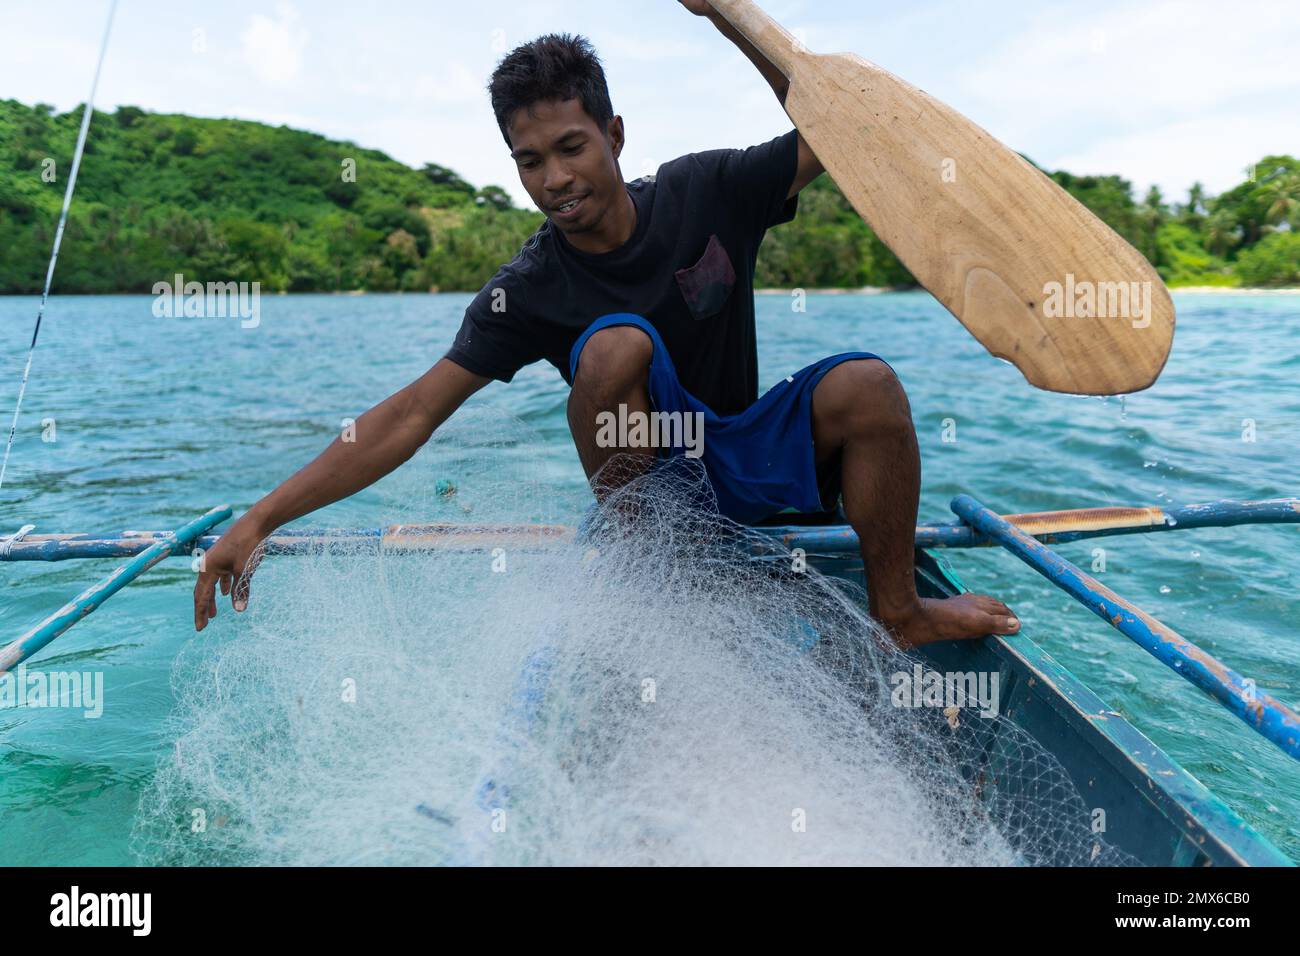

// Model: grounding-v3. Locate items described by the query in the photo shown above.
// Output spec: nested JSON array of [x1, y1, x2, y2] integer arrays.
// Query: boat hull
[[796, 542, 1292, 866]]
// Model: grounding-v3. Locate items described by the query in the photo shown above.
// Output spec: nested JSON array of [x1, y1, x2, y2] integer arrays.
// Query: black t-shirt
[[444, 129, 800, 416]]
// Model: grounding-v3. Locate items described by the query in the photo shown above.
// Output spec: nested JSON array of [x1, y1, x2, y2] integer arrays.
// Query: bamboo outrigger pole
[[2, 499, 1297, 561], [0, 505, 232, 674], [950, 494, 1300, 761]]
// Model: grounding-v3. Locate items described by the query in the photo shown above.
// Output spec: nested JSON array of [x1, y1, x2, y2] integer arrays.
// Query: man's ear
[[607, 115, 625, 159]]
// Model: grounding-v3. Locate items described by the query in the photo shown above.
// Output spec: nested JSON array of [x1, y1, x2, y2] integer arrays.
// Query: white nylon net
[[133, 412, 1130, 865]]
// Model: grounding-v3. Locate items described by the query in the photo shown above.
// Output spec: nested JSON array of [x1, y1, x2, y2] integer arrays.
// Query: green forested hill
[[0, 99, 542, 293], [1, 99, 1297, 292]]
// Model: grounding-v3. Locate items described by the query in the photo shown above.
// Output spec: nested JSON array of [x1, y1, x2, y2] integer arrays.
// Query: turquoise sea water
[[1, 290, 1298, 864]]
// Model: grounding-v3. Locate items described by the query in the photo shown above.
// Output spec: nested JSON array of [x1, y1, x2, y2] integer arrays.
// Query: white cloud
[[241, 4, 309, 87]]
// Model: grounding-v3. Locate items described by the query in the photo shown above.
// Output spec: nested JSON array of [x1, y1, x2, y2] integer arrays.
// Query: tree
[[218, 218, 289, 288], [1209, 155, 1300, 247], [1154, 222, 1234, 286], [172, 127, 199, 155], [1260, 170, 1300, 228], [324, 176, 359, 207], [1234, 232, 1300, 286], [115, 106, 146, 128], [361, 203, 430, 254], [421, 162, 474, 194], [1177, 182, 1207, 230], [1140, 185, 1168, 235], [156, 209, 226, 272], [320, 212, 382, 289], [0, 179, 37, 221], [475, 185, 513, 211], [383, 228, 421, 282], [1202, 206, 1242, 258]]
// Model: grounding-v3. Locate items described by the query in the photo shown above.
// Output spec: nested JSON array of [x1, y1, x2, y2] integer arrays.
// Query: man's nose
[[544, 160, 575, 194]]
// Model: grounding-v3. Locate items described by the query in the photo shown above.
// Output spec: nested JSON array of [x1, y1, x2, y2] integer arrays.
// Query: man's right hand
[[187, 357, 489, 632], [193, 513, 270, 631]]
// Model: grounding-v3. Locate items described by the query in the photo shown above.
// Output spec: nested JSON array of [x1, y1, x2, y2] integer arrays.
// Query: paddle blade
[[783, 52, 1173, 395]]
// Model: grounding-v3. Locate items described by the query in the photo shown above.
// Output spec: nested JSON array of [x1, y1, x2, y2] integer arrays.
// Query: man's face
[[507, 97, 626, 239]]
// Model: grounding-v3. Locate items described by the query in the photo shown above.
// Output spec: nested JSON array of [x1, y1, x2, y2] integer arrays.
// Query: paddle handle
[[707, 0, 803, 78]]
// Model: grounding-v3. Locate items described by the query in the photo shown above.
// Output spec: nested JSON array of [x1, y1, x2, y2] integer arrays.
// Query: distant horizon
[[5, 0, 1298, 212]]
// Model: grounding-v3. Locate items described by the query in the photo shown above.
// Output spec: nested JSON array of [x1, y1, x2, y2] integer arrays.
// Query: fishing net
[[133, 410, 1131, 865]]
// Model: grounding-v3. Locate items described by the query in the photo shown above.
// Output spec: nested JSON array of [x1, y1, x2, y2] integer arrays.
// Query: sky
[[3, 0, 1298, 209]]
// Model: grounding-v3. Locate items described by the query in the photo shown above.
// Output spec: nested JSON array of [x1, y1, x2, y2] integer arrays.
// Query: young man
[[194, 5, 1019, 647]]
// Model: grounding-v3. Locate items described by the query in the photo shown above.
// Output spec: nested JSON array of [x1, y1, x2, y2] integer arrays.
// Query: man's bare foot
[[884, 594, 1019, 648]]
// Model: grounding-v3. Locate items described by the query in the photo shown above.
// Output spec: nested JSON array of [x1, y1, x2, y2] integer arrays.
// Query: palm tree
[[1260, 171, 1300, 228], [1140, 185, 1167, 238], [1203, 207, 1241, 258], [1179, 182, 1207, 229]]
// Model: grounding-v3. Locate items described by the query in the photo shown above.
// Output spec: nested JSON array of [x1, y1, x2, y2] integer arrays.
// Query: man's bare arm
[[679, 0, 825, 197], [193, 358, 489, 629]]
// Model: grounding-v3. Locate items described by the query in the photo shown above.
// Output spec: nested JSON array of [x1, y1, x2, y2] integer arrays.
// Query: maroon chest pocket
[[674, 234, 736, 321]]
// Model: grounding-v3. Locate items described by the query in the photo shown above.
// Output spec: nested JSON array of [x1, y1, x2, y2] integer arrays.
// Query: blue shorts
[[569, 313, 886, 525]]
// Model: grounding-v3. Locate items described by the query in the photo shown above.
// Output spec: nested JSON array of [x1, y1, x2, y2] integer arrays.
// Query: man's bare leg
[[811, 359, 1019, 647], [566, 325, 656, 496]]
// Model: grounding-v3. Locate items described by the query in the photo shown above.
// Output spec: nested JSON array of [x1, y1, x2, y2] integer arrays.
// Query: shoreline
[[1164, 286, 1300, 294]]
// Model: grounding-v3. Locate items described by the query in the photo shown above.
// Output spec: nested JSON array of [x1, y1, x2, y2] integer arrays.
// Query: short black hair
[[488, 33, 614, 147]]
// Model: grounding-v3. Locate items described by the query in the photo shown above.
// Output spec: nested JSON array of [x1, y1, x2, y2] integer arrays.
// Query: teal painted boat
[[3, 495, 1297, 866], [770, 533, 1292, 866]]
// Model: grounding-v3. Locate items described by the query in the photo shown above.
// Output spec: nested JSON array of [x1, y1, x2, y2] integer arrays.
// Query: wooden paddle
[[708, 0, 1175, 395]]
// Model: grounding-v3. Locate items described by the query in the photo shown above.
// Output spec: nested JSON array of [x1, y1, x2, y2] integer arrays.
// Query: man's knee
[[818, 359, 911, 434], [572, 326, 653, 407]]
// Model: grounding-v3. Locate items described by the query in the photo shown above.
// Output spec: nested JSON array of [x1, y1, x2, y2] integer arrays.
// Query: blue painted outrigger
[[4, 496, 1298, 865]]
